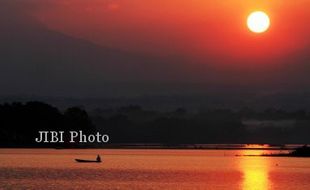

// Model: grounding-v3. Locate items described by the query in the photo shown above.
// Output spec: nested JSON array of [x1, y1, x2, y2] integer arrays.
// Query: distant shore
[[239, 145, 310, 157], [0, 143, 306, 151]]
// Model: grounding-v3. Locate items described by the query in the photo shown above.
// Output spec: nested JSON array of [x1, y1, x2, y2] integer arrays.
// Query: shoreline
[[0, 143, 305, 151]]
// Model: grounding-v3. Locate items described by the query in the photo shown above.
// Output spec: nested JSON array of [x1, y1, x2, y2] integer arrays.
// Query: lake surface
[[0, 149, 310, 190]]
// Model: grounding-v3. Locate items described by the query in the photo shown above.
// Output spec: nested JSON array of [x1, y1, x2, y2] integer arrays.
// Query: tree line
[[0, 102, 310, 147]]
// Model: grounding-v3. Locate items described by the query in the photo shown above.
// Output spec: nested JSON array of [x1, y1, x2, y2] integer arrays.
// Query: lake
[[0, 149, 309, 190]]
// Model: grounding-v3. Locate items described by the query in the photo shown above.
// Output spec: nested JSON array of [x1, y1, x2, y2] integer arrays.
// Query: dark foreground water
[[0, 149, 310, 190]]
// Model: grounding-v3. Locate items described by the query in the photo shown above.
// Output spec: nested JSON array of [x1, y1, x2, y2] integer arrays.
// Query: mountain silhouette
[[0, 8, 191, 96]]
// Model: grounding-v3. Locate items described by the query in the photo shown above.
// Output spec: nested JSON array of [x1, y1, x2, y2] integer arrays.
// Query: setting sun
[[247, 11, 270, 33]]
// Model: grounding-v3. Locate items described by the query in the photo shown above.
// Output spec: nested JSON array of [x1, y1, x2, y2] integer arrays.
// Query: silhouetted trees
[[1, 102, 310, 147], [92, 107, 247, 144], [92, 106, 310, 145], [0, 102, 95, 147], [64, 107, 95, 132]]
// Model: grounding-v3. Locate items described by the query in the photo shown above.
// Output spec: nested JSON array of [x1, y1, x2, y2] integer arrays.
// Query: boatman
[[96, 155, 101, 162]]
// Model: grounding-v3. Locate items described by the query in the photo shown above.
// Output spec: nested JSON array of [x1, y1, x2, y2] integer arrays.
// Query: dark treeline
[[92, 106, 245, 145], [92, 105, 310, 145], [0, 102, 310, 147], [0, 102, 95, 147]]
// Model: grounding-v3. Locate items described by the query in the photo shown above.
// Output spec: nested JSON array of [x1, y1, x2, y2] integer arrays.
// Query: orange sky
[[0, 0, 310, 96], [29, 0, 310, 65]]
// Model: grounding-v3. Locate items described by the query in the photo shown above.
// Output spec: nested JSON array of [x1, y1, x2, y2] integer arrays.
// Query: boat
[[75, 159, 102, 163]]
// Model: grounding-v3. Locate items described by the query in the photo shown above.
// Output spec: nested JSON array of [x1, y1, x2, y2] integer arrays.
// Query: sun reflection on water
[[240, 150, 270, 190]]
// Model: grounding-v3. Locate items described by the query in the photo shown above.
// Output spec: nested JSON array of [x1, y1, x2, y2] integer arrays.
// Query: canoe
[[75, 159, 102, 163]]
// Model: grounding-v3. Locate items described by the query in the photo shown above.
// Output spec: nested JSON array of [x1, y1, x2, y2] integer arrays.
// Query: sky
[[0, 0, 310, 98], [28, 0, 310, 60]]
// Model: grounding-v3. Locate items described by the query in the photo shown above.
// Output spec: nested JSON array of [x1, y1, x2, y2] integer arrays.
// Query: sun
[[247, 11, 270, 33]]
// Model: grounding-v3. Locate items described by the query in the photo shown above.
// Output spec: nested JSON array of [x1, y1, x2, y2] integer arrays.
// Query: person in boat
[[96, 154, 101, 162]]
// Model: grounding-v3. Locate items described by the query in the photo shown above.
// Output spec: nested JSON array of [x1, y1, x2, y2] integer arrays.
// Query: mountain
[[0, 8, 194, 97]]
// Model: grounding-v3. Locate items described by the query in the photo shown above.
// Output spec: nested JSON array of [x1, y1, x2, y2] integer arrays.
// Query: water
[[0, 149, 310, 190]]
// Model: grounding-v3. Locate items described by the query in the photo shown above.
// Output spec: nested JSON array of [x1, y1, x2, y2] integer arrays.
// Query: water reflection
[[240, 150, 270, 190]]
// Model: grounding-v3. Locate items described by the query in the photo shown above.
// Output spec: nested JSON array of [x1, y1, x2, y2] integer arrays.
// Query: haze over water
[[0, 149, 310, 190]]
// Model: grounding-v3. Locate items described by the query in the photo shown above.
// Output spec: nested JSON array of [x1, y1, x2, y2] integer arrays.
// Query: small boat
[[75, 159, 102, 163]]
